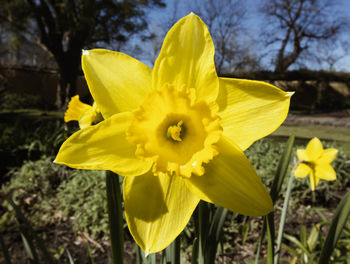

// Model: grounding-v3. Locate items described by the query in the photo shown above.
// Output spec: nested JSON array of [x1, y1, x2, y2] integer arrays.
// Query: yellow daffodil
[[295, 137, 338, 191], [64, 95, 102, 129], [55, 13, 292, 254]]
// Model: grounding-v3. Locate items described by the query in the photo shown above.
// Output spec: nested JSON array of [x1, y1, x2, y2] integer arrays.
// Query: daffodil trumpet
[[55, 13, 292, 254], [295, 137, 338, 191], [64, 95, 103, 129]]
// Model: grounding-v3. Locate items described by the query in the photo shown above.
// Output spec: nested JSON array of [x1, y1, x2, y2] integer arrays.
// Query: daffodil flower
[[55, 13, 292, 254], [295, 137, 338, 191], [64, 95, 102, 129]]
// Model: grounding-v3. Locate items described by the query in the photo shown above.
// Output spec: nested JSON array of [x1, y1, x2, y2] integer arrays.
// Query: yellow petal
[[124, 171, 199, 254], [317, 148, 338, 164], [185, 136, 273, 216], [79, 108, 97, 129], [294, 163, 311, 178], [217, 77, 292, 150], [153, 13, 218, 103], [305, 137, 323, 161], [64, 95, 91, 123], [297, 149, 309, 161], [82, 49, 152, 118], [315, 164, 336, 181], [55, 112, 152, 176]]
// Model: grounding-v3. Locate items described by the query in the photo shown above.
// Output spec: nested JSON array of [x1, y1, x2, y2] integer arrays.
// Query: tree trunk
[[55, 52, 80, 109]]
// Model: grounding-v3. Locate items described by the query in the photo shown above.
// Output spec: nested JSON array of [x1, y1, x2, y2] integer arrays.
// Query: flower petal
[[185, 136, 273, 216], [82, 49, 152, 118], [64, 95, 91, 123], [294, 163, 311, 178], [317, 148, 338, 164], [153, 13, 218, 103], [315, 164, 336, 181], [305, 137, 323, 161], [124, 171, 199, 254], [297, 149, 308, 161], [55, 112, 152, 176], [217, 77, 292, 150]]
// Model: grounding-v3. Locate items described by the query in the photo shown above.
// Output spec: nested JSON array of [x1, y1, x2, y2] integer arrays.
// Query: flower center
[[167, 120, 184, 142], [127, 84, 222, 178]]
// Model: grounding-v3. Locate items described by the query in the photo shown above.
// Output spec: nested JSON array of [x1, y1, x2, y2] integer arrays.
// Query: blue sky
[[144, 0, 350, 72]]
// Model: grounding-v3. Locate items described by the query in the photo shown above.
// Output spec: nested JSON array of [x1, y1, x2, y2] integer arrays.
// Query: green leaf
[[319, 191, 350, 264], [8, 198, 56, 264], [20, 233, 37, 264], [307, 224, 320, 252], [206, 206, 229, 263], [66, 249, 75, 264], [300, 225, 307, 248], [255, 135, 295, 264], [270, 135, 295, 204], [274, 174, 295, 264], [266, 212, 275, 264], [284, 234, 311, 257], [86, 243, 95, 264], [164, 236, 181, 264], [105, 171, 124, 264], [191, 238, 198, 264]]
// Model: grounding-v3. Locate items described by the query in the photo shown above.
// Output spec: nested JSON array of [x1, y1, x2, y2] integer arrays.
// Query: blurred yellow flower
[[64, 95, 102, 129], [295, 137, 338, 191], [56, 13, 292, 254]]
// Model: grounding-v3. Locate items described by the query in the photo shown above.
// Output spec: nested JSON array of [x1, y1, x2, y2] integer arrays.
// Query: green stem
[[106, 171, 124, 264], [274, 173, 295, 264]]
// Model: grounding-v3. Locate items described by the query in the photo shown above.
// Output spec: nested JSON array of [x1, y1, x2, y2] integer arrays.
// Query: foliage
[[0, 117, 72, 178], [56, 169, 108, 238], [1, 137, 349, 263], [0, 91, 48, 110], [1, 156, 108, 240], [0, 156, 70, 230]]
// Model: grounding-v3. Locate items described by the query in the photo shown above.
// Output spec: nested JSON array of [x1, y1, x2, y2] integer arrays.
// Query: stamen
[[167, 120, 183, 142]]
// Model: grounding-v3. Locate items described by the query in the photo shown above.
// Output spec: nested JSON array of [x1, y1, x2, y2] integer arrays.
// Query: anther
[[167, 120, 183, 142]]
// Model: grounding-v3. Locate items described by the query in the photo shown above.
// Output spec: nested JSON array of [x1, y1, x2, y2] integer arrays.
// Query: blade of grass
[[206, 206, 228, 263], [274, 173, 295, 264], [8, 198, 56, 264], [105, 171, 124, 264], [270, 135, 295, 203], [197, 201, 209, 264], [66, 249, 75, 264], [266, 212, 275, 264], [283, 233, 310, 258], [0, 231, 12, 264], [167, 236, 181, 264], [191, 238, 198, 264], [255, 135, 295, 264], [318, 190, 350, 264], [20, 233, 38, 264], [86, 243, 95, 264]]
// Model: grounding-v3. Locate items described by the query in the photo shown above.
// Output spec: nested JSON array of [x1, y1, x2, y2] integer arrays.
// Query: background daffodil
[[55, 13, 292, 254], [64, 95, 102, 129], [295, 137, 338, 191]]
